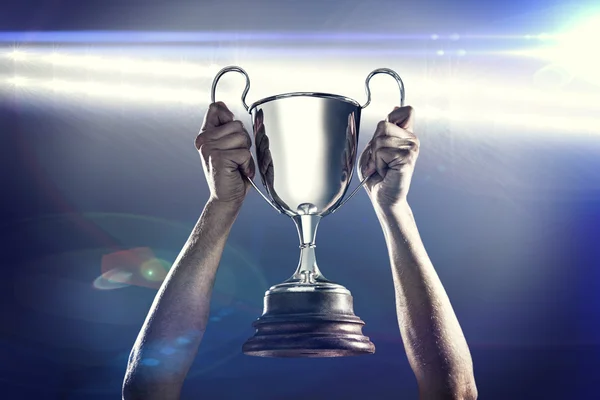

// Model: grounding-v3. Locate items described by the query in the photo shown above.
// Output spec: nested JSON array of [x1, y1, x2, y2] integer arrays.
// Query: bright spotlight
[[508, 14, 600, 86], [7, 76, 28, 86], [553, 14, 600, 86], [7, 49, 28, 61]]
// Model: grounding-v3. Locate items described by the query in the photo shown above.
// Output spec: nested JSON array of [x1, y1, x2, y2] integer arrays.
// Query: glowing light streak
[[4, 76, 600, 133], [4, 50, 600, 112], [6, 50, 219, 78]]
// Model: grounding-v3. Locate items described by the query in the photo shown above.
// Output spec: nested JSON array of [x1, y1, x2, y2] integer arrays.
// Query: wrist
[[372, 201, 419, 238], [205, 197, 244, 220], [373, 199, 413, 221]]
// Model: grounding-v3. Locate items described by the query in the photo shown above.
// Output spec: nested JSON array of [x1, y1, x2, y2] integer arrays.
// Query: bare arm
[[123, 102, 254, 400], [122, 200, 241, 400], [359, 106, 477, 399], [376, 202, 477, 400]]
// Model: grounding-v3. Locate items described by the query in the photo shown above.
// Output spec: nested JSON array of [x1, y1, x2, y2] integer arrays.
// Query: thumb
[[359, 144, 376, 179], [387, 105, 414, 132], [201, 101, 235, 130], [239, 153, 256, 181]]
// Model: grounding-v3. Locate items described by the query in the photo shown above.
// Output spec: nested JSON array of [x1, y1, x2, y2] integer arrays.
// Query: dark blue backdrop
[[1, 1, 599, 399]]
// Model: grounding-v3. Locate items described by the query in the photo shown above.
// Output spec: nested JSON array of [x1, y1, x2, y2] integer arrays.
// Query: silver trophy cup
[[210, 66, 405, 357]]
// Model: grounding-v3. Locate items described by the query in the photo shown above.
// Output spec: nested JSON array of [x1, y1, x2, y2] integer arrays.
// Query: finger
[[359, 143, 377, 179], [201, 101, 235, 130], [243, 153, 256, 181], [207, 131, 252, 151], [376, 147, 414, 170], [373, 143, 413, 177], [362, 157, 377, 179], [372, 120, 414, 140], [372, 120, 389, 140], [196, 120, 246, 149], [375, 150, 387, 178], [387, 105, 414, 132], [371, 135, 418, 154], [216, 148, 256, 180], [374, 120, 419, 142]]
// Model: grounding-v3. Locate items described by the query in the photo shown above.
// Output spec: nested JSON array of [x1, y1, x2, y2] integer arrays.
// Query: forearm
[[375, 201, 477, 399], [123, 199, 241, 400]]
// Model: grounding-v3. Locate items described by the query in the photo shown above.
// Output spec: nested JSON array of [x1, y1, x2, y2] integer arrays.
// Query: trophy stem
[[293, 213, 320, 246], [291, 214, 325, 282]]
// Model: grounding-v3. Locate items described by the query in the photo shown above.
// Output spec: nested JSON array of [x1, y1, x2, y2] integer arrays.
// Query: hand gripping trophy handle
[[210, 66, 406, 214], [210, 66, 284, 214], [331, 68, 406, 213]]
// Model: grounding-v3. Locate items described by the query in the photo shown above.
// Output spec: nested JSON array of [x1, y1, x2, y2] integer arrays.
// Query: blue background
[[1, 0, 599, 399]]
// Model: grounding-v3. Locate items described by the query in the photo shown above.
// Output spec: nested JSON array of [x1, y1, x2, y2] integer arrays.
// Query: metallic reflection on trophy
[[210, 66, 405, 357]]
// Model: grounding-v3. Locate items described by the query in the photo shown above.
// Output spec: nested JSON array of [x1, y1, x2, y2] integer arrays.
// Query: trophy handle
[[210, 65, 251, 111], [332, 68, 406, 213], [360, 68, 406, 109], [209, 66, 283, 214]]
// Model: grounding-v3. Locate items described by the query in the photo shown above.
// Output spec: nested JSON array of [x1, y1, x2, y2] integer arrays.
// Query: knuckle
[[211, 151, 227, 166], [194, 134, 204, 150], [399, 148, 413, 157], [231, 131, 251, 149], [233, 120, 244, 131], [198, 143, 212, 158], [207, 101, 231, 120], [374, 135, 386, 145], [240, 148, 252, 160], [208, 102, 221, 113], [411, 136, 420, 150], [371, 137, 383, 150], [376, 120, 388, 133], [243, 132, 252, 148], [211, 101, 226, 110], [405, 148, 418, 161], [371, 147, 381, 158]]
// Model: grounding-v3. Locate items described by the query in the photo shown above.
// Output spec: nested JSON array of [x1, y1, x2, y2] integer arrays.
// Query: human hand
[[358, 106, 418, 209], [195, 101, 255, 206]]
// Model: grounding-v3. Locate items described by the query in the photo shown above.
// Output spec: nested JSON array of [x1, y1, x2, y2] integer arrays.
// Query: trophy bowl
[[210, 66, 405, 357]]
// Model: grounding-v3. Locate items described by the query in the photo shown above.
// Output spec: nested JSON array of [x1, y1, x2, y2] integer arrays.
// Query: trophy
[[210, 66, 405, 357]]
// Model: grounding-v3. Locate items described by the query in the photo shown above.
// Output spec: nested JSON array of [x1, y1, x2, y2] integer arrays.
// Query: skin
[[122, 102, 477, 400]]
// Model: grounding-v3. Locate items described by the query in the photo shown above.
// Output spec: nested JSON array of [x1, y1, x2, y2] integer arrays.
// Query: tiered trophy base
[[242, 281, 375, 357]]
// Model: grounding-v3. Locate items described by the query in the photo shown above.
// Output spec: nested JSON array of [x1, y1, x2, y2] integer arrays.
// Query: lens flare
[[98, 247, 171, 289], [140, 258, 170, 282], [92, 268, 133, 290]]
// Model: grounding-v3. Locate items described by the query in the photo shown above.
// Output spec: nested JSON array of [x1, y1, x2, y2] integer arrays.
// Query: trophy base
[[242, 283, 375, 358]]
